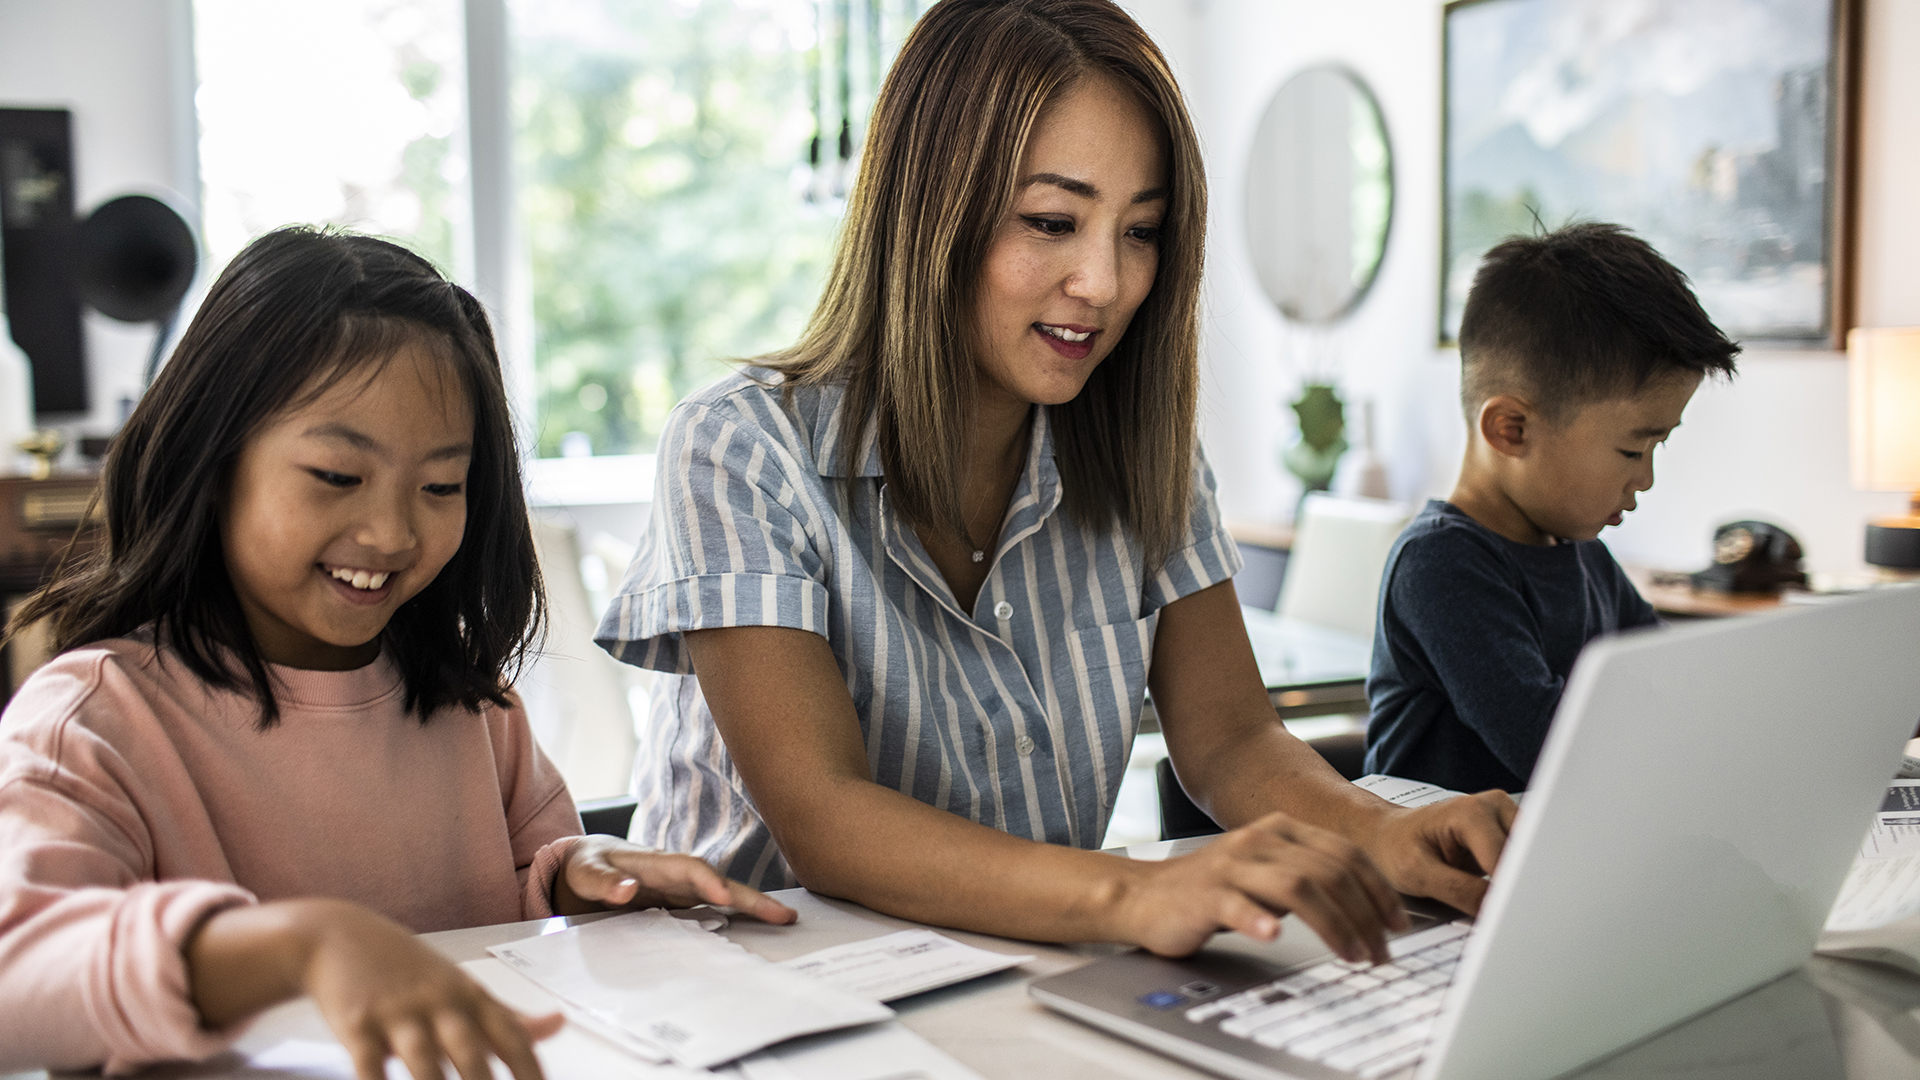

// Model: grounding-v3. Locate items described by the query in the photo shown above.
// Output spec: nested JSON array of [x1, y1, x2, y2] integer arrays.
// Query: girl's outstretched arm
[[186, 898, 560, 1080], [552, 836, 799, 922]]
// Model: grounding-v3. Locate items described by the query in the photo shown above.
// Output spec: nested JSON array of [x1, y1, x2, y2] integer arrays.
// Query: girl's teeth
[[329, 568, 391, 591]]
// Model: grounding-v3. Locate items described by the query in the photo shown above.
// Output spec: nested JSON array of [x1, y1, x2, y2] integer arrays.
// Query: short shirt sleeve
[[595, 394, 833, 674], [1142, 447, 1244, 615]]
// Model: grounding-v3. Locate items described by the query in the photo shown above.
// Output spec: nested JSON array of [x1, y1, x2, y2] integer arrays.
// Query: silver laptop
[[1032, 584, 1920, 1080]]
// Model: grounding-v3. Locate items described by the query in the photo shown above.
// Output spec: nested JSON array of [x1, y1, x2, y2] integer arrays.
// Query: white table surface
[[19, 841, 1920, 1079], [1240, 607, 1371, 691]]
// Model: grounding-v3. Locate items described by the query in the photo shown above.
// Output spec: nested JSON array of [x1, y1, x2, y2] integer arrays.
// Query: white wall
[[1185, 0, 1916, 577], [0, 0, 199, 438]]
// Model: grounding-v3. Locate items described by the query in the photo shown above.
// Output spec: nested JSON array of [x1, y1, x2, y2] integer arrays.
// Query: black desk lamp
[[72, 194, 197, 387], [1850, 327, 1920, 570]]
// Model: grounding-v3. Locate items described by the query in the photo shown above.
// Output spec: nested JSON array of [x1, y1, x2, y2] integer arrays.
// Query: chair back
[[1275, 493, 1412, 639]]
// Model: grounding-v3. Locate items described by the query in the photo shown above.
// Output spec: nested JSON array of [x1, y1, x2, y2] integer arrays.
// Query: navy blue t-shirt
[[1363, 500, 1659, 793]]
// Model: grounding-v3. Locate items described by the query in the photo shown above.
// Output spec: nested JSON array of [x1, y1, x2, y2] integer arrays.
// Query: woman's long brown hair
[[763, 0, 1206, 566]]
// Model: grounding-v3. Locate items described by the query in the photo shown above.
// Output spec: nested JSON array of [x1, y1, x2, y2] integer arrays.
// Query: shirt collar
[[810, 381, 1059, 480]]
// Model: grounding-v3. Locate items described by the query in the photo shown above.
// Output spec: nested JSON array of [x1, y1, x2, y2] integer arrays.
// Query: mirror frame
[[1242, 63, 1396, 325]]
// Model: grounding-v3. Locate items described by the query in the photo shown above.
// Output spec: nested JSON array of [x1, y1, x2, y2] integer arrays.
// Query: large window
[[512, 0, 836, 458], [195, 0, 469, 275], [193, 0, 922, 460]]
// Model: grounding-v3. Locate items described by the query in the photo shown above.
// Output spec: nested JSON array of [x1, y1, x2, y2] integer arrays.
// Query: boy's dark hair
[[1458, 222, 1740, 423], [7, 227, 544, 727]]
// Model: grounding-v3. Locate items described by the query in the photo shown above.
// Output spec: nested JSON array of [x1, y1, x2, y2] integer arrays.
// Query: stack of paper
[[487, 910, 892, 1068], [778, 929, 1032, 1002]]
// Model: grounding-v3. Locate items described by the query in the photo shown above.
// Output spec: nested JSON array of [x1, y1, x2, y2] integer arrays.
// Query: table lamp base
[[1867, 517, 1920, 569]]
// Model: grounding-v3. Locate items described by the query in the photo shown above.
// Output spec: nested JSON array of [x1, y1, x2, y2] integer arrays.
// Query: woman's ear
[[1477, 395, 1533, 458]]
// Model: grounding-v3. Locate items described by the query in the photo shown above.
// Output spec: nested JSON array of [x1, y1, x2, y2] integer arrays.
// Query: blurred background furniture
[[0, 474, 100, 699], [1153, 732, 1369, 842], [1128, 496, 1411, 845]]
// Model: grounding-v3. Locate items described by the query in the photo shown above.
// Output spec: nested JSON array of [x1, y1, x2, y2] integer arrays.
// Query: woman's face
[[974, 75, 1169, 408], [220, 341, 473, 669]]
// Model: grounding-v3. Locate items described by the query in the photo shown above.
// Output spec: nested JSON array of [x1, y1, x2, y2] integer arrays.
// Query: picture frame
[[1440, 0, 1861, 349]]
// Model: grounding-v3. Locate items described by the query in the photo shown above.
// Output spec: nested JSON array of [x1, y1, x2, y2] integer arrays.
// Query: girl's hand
[[554, 835, 799, 925], [300, 901, 562, 1080], [187, 898, 560, 1080], [1112, 812, 1409, 962]]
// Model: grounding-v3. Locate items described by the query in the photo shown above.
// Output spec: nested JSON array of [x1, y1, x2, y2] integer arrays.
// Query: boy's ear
[[1477, 395, 1533, 458]]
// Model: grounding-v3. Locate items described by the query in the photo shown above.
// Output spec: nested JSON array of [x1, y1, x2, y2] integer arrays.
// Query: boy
[[1364, 223, 1739, 793]]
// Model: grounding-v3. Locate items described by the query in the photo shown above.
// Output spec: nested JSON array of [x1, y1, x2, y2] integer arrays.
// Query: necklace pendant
[[971, 549, 985, 563]]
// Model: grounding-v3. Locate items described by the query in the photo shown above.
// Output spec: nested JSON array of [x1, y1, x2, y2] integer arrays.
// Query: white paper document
[[1825, 782, 1920, 934], [1353, 773, 1462, 809], [736, 1021, 987, 1080], [486, 910, 892, 1069], [778, 929, 1032, 1002]]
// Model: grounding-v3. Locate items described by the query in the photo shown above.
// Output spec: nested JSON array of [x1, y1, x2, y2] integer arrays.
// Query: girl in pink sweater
[[0, 228, 794, 1079]]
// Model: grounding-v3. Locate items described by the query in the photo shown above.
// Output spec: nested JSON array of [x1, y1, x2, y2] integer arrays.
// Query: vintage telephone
[[1690, 520, 1809, 593]]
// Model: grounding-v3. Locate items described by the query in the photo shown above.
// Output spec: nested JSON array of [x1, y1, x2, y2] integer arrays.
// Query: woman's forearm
[[763, 769, 1149, 942]]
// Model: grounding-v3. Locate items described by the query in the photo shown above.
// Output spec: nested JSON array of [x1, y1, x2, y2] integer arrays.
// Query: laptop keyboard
[[1182, 922, 1470, 1079]]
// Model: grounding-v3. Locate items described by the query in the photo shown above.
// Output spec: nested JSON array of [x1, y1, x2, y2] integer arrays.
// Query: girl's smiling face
[[220, 340, 474, 669], [973, 75, 1168, 408]]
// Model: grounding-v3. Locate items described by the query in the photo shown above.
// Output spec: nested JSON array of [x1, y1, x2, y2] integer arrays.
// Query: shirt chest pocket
[[1059, 612, 1159, 749]]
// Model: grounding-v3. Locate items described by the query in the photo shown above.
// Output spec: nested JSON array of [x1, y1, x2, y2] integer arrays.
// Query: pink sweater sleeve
[[489, 693, 585, 919], [0, 660, 254, 1074]]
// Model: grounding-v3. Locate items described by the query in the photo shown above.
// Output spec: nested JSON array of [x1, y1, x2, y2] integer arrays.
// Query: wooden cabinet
[[0, 475, 101, 698]]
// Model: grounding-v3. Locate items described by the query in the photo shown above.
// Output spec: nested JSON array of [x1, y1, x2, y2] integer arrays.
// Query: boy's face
[[1511, 372, 1702, 542]]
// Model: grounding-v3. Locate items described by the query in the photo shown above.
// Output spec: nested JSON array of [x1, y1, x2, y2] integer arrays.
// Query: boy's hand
[[555, 836, 799, 925], [1355, 791, 1518, 914]]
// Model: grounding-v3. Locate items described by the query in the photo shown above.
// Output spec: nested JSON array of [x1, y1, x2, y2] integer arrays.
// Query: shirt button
[[993, 600, 1014, 620], [1016, 734, 1036, 755]]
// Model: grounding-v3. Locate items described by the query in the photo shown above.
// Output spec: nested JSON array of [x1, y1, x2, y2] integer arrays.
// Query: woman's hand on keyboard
[[1116, 812, 1410, 963], [1356, 790, 1518, 916]]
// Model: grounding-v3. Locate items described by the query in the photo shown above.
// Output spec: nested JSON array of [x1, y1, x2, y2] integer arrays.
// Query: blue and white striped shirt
[[595, 369, 1241, 889]]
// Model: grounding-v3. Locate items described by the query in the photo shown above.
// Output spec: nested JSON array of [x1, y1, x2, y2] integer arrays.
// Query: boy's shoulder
[[1392, 500, 1514, 565]]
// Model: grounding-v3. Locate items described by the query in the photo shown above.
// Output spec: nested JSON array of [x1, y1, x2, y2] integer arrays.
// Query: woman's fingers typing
[[1363, 791, 1518, 916], [1126, 812, 1408, 963]]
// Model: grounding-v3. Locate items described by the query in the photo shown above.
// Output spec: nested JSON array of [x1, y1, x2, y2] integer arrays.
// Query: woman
[[598, 0, 1514, 961]]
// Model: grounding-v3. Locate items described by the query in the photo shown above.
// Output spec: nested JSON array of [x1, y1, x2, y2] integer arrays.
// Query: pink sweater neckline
[[262, 652, 406, 712]]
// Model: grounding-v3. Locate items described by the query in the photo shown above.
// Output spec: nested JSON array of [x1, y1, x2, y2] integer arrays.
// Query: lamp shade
[[1850, 327, 1920, 492]]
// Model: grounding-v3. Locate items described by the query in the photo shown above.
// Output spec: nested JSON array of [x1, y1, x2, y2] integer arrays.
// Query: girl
[[596, 0, 1516, 960], [0, 228, 793, 1080]]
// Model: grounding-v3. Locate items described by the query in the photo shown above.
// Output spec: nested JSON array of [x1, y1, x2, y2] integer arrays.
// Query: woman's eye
[[424, 483, 464, 497], [1023, 215, 1072, 236], [1127, 224, 1162, 244], [309, 469, 360, 488], [1618, 450, 1644, 461]]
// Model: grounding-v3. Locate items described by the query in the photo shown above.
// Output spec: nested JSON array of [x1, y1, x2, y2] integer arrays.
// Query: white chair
[[518, 516, 641, 801], [1273, 493, 1413, 640]]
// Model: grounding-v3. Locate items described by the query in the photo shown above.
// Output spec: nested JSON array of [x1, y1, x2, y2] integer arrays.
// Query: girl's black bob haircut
[[10, 226, 544, 727]]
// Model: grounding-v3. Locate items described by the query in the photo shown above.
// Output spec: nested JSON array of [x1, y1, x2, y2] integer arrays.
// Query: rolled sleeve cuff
[[1148, 532, 1245, 612], [97, 881, 257, 1075], [521, 836, 584, 920], [596, 573, 831, 674]]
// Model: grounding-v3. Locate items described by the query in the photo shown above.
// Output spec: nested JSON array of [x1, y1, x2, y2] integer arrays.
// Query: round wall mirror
[[1243, 66, 1393, 323]]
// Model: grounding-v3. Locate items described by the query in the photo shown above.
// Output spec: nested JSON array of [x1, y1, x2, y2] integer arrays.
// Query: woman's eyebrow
[[1020, 172, 1169, 205]]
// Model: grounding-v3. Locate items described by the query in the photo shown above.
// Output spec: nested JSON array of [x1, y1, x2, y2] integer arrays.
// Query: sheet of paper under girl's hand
[[484, 909, 892, 1069], [777, 929, 1032, 1002]]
